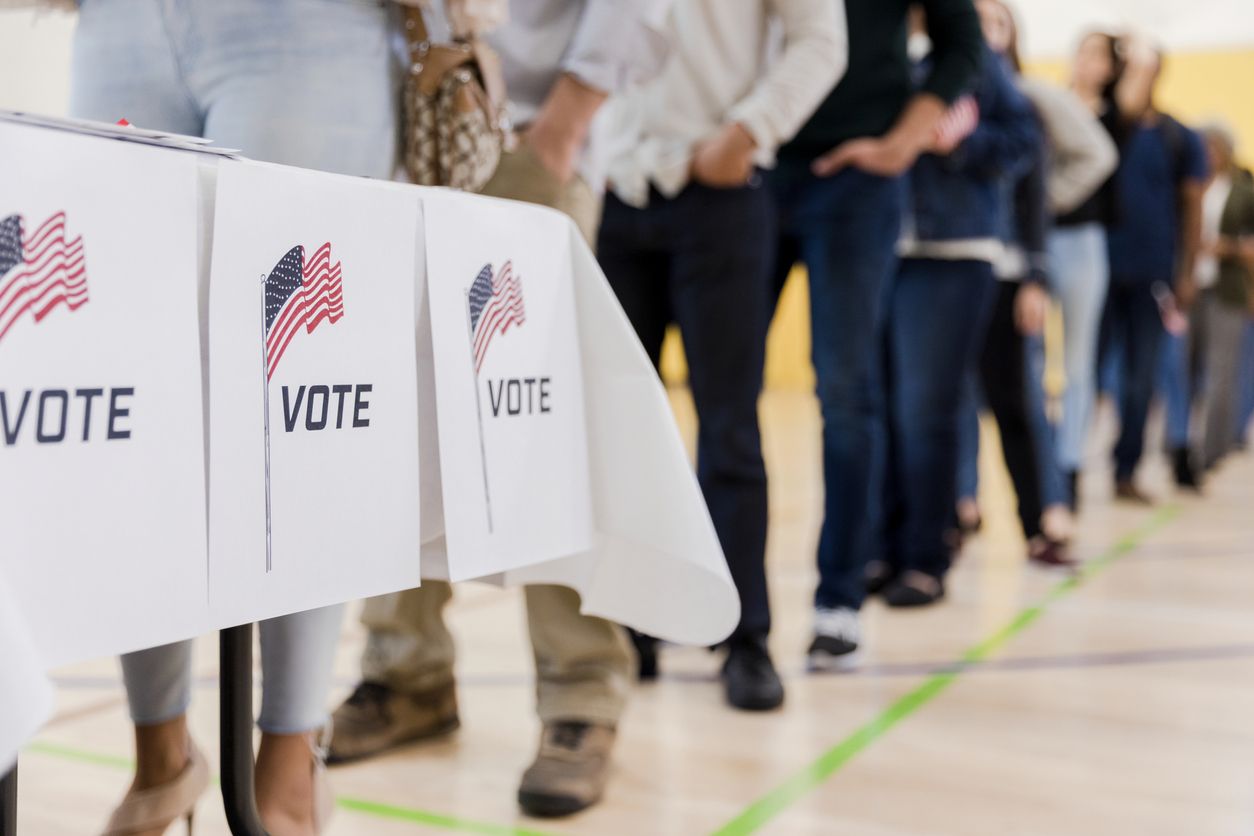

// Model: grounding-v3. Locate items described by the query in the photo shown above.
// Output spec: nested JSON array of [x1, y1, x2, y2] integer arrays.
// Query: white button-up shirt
[[600, 0, 847, 207]]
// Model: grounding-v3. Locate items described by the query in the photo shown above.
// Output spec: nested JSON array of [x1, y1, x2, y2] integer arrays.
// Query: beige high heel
[[309, 726, 336, 833], [102, 740, 209, 835]]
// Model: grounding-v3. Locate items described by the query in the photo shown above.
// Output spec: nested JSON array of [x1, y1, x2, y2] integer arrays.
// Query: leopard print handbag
[[400, 5, 510, 192]]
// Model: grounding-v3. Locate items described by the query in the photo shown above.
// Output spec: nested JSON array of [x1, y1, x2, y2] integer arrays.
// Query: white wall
[[1015, 0, 1254, 59], [0, 1, 1251, 123]]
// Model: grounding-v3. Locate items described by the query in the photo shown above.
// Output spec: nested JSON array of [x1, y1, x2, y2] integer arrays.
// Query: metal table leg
[[220, 625, 269, 836], [0, 763, 16, 836]]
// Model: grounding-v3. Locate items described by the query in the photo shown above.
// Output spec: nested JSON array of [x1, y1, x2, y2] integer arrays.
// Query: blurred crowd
[[41, 0, 1252, 833]]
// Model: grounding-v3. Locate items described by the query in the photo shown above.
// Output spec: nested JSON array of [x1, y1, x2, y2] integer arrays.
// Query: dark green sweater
[[780, 0, 984, 162]]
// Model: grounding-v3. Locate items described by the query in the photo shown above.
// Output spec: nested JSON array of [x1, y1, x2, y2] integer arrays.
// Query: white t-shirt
[[1198, 174, 1233, 289]]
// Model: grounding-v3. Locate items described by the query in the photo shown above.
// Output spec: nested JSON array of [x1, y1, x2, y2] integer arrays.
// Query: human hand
[[691, 123, 757, 188], [812, 136, 917, 178], [1174, 275, 1197, 311], [1015, 282, 1048, 336]]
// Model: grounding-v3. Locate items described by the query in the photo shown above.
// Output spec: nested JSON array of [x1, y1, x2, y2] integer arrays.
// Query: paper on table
[[206, 160, 424, 628], [421, 188, 594, 581], [0, 569, 54, 774], [504, 225, 741, 647], [0, 122, 211, 666]]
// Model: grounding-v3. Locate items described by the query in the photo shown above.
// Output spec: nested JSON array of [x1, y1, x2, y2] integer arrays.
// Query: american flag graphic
[[0, 212, 89, 345], [934, 95, 980, 152], [263, 243, 344, 380], [467, 261, 524, 374]]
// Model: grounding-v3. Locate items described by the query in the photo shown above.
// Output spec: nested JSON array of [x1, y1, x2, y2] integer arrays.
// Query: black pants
[[979, 282, 1045, 540], [1099, 280, 1166, 480], [598, 182, 773, 643]]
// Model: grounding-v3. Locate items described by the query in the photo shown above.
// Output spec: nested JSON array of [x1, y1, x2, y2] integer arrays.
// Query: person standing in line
[[765, 0, 984, 668], [66, 0, 402, 832], [866, 17, 1039, 608], [597, 0, 848, 709], [1051, 31, 1158, 510], [327, 1, 670, 819], [1193, 123, 1254, 470], [953, 0, 1117, 569], [1100, 48, 1209, 504]]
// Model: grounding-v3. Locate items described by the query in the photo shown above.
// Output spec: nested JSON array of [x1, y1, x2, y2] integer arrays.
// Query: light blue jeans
[[71, 0, 399, 734], [1048, 223, 1110, 474]]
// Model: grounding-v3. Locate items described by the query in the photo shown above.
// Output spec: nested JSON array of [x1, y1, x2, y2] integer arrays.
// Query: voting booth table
[[0, 113, 739, 835]]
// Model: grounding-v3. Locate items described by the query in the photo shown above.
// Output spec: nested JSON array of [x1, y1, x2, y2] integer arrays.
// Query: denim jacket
[[905, 47, 1040, 243]]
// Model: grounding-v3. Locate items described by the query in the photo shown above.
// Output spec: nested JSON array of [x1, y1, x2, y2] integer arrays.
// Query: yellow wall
[[659, 47, 1254, 391]]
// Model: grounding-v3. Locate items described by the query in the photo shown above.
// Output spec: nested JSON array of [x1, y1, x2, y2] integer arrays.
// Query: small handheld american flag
[[467, 261, 524, 374], [0, 212, 89, 345]]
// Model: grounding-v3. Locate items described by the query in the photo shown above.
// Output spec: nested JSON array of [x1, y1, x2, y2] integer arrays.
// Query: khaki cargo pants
[[359, 146, 633, 726]]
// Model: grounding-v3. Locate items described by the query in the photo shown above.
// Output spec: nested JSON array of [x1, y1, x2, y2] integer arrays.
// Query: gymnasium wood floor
[[16, 389, 1254, 835]]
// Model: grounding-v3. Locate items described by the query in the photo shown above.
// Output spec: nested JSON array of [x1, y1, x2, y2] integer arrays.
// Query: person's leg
[[662, 181, 776, 707], [254, 606, 344, 830], [980, 283, 1044, 542], [1159, 331, 1192, 452], [777, 167, 901, 614], [884, 259, 996, 603], [1113, 282, 1166, 487], [70, 5, 208, 832], [480, 139, 630, 817], [1199, 303, 1246, 469], [596, 190, 672, 679], [328, 583, 461, 764], [954, 370, 982, 534], [1048, 225, 1110, 500], [1237, 322, 1254, 447], [191, 0, 399, 180], [175, 2, 400, 830]]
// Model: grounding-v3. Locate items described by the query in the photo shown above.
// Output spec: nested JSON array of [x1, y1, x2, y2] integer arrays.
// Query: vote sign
[[207, 161, 424, 627], [0, 123, 210, 665]]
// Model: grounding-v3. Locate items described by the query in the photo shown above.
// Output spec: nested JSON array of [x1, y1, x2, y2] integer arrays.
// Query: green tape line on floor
[[712, 506, 1180, 836]]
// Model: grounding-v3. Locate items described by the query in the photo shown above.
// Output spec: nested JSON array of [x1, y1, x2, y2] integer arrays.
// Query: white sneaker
[[807, 607, 862, 671]]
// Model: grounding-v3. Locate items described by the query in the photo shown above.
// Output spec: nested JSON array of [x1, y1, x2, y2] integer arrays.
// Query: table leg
[[220, 625, 269, 836]]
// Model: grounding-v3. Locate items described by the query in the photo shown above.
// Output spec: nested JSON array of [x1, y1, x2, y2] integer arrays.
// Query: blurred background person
[[1194, 122, 1254, 470], [955, 0, 1117, 570], [767, 0, 983, 668], [68, 0, 402, 833], [1051, 30, 1157, 510], [598, 0, 848, 710], [1100, 44, 1209, 504], [866, 14, 1039, 608], [328, 0, 669, 820]]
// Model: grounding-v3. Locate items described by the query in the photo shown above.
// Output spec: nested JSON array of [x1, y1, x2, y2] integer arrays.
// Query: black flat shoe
[[864, 560, 896, 596], [629, 630, 659, 681], [883, 571, 945, 608]]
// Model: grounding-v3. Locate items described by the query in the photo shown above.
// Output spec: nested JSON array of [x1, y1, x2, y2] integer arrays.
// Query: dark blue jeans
[[881, 259, 996, 580], [1099, 280, 1166, 481], [768, 163, 905, 611], [599, 182, 772, 643]]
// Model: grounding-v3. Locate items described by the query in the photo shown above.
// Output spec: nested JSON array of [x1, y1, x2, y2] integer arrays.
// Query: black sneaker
[[720, 640, 784, 711], [807, 607, 861, 671]]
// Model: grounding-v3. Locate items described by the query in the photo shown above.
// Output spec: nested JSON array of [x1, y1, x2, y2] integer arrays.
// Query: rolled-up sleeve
[[560, 0, 674, 95], [726, 0, 848, 152]]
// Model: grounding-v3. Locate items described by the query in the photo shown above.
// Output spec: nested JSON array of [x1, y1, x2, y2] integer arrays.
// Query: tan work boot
[[325, 680, 459, 765], [517, 722, 615, 818]]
